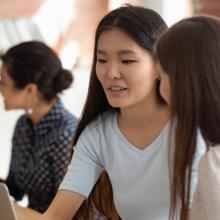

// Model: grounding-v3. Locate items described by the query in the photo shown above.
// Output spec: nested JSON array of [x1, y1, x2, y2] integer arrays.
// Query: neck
[[119, 96, 170, 129], [28, 99, 57, 125], [118, 97, 170, 150]]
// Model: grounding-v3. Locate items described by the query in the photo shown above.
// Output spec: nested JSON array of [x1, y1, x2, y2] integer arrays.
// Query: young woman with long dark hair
[[155, 15, 220, 220]]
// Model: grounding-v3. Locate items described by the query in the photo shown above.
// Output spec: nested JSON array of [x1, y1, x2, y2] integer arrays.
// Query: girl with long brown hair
[[155, 15, 220, 220]]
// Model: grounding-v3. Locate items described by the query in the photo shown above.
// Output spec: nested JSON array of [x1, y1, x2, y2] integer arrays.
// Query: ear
[[24, 83, 39, 96], [155, 62, 161, 80]]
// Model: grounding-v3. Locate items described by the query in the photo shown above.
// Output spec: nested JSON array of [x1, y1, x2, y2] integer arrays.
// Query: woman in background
[[0, 41, 78, 216], [155, 15, 220, 220]]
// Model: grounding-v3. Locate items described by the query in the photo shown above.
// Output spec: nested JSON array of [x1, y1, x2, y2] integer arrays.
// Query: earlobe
[[25, 83, 38, 96], [24, 83, 38, 115]]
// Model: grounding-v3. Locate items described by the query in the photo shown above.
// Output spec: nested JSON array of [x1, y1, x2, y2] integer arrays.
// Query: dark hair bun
[[53, 69, 73, 93]]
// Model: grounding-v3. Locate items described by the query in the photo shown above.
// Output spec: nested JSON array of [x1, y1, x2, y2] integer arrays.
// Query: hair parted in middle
[[72, 4, 168, 220]]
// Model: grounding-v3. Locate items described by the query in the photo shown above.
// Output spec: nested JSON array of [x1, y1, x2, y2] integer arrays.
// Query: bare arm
[[39, 190, 85, 220], [14, 203, 41, 220]]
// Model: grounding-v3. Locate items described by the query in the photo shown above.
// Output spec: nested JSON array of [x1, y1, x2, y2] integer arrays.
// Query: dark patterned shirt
[[5, 100, 78, 212]]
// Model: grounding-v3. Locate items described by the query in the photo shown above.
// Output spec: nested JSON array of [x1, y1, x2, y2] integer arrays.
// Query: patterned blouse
[[5, 100, 78, 212]]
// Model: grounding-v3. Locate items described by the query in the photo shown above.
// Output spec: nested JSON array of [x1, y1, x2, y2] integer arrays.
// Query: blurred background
[[0, 0, 219, 179]]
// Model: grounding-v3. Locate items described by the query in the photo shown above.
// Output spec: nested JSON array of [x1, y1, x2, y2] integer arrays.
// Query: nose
[[107, 62, 121, 80]]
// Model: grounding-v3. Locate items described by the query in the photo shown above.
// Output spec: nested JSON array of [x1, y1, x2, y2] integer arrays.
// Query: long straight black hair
[[71, 4, 168, 220]]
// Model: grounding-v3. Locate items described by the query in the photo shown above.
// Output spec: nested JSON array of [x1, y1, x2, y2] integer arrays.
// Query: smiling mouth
[[108, 86, 127, 91]]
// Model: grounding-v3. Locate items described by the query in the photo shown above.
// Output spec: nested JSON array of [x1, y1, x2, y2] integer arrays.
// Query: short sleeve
[[190, 147, 220, 220], [59, 127, 104, 197]]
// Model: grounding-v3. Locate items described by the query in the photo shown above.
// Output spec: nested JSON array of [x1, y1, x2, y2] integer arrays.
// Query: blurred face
[[96, 28, 158, 110], [0, 66, 28, 110], [156, 61, 171, 105]]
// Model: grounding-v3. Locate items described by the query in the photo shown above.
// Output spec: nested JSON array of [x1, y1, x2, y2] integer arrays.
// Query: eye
[[97, 58, 107, 64], [122, 60, 136, 64]]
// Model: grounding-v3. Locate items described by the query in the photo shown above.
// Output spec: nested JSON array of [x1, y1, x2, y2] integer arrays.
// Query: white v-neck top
[[60, 111, 205, 220]]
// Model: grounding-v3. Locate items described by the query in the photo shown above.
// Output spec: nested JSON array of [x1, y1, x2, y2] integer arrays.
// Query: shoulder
[[43, 102, 78, 145], [207, 144, 220, 156], [59, 111, 78, 133], [57, 102, 78, 124], [199, 145, 220, 172], [14, 114, 29, 132], [196, 130, 207, 154], [73, 111, 117, 166], [190, 146, 220, 220], [52, 102, 78, 133], [83, 110, 116, 137], [76, 111, 117, 149], [192, 130, 207, 166], [16, 114, 28, 125]]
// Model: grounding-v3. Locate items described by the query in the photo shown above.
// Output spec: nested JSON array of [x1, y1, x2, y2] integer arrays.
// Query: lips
[[108, 86, 127, 91]]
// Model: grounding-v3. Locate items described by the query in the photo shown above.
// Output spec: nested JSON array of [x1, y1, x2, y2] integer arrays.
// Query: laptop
[[0, 183, 17, 220]]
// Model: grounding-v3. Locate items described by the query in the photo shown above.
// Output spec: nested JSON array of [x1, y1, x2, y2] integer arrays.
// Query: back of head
[[155, 15, 220, 145], [1, 41, 73, 102], [155, 15, 220, 220]]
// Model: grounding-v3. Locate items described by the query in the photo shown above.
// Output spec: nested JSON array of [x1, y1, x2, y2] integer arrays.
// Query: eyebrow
[[97, 49, 137, 55]]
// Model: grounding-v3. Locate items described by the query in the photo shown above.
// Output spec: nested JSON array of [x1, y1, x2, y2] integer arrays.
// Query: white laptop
[[0, 183, 17, 220]]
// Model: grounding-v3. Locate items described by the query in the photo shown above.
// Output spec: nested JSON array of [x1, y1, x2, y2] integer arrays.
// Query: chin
[[108, 101, 128, 109], [108, 101, 120, 108], [107, 95, 134, 109]]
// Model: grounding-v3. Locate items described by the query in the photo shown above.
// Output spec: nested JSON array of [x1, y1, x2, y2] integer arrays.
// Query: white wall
[[142, 0, 191, 26], [0, 104, 21, 178]]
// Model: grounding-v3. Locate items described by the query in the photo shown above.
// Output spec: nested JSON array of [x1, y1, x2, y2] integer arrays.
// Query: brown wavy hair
[[71, 4, 167, 220], [154, 16, 220, 220]]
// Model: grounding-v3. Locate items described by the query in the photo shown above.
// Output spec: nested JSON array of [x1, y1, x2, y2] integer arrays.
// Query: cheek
[[96, 66, 107, 89], [95, 64, 103, 82], [0, 87, 7, 98]]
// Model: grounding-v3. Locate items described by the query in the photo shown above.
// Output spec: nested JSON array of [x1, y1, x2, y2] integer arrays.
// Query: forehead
[[0, 64, 6, 77], [0, 65, 12, 81], [97, 28, 143, 54]]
